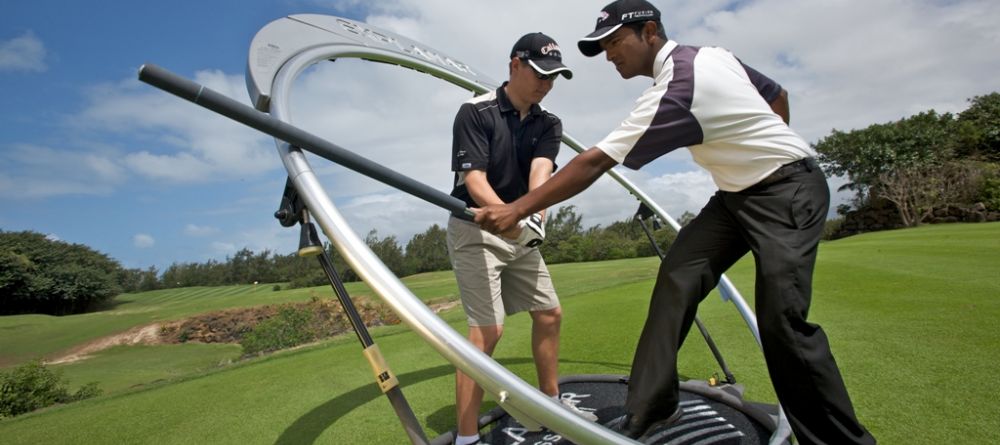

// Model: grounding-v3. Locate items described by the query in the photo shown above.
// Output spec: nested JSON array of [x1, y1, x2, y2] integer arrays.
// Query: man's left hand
[[515, 213, 545, 247]]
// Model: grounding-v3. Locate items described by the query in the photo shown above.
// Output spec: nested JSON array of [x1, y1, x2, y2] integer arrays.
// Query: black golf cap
[[578, 0, 661, 57], [511, 32, 573, 79]]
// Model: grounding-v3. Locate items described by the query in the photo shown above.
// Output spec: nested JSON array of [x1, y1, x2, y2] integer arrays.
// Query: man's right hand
[[475, 203, 524, 235]]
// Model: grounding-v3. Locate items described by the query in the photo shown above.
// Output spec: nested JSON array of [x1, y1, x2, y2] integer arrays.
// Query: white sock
[[455, 433, 480, 445]]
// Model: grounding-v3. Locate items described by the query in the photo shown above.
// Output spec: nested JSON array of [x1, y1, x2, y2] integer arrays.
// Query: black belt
[[756, 157, 818, 187]]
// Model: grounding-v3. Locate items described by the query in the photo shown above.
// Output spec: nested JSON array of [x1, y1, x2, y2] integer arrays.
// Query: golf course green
[[1, 222, 997, 444]]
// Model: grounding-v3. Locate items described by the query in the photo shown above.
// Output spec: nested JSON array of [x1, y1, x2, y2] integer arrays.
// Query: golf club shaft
[[137, 63, 474, 221]]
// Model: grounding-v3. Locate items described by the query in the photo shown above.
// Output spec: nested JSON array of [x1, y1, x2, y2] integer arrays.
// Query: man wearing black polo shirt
[[474, 1, 876, 444], [447, 32, 595, 445]]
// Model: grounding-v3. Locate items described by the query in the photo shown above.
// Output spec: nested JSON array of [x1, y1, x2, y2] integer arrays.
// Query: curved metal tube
[[251, 14, 790, 444], [268, 48, 636, 444]]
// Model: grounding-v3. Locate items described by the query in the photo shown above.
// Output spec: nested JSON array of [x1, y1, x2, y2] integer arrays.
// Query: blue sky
[[1, 1, 367, 271], [2, 0, 999, 273]]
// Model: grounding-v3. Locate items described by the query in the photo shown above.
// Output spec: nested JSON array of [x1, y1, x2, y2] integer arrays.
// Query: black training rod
[[315, 248, 429, 445], [137, 63, 473, 221]]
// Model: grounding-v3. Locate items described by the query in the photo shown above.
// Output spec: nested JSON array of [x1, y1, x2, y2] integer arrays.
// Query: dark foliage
[[404, 224, 451, 275], [813, 90, 1000, 225], [0, 231, 121, 315]]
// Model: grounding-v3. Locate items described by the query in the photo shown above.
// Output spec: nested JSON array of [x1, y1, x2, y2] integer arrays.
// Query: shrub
[[978, 166, 1000, 211], [0, 361, 102, 418], [71, 382, 102, 401], [240, 306, 317, 355], [823, 218, 844, 240]]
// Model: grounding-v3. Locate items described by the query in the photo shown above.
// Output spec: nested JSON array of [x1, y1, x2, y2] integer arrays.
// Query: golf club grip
[[137, 63, 475, 221]]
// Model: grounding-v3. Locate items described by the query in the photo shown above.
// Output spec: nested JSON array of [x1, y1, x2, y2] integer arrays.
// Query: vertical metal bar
[[315, 246, 429, 444], [316, 251, 373, 346]]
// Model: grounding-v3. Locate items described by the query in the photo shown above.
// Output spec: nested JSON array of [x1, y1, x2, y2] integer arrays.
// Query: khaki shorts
[[447, 216, 559, 326]]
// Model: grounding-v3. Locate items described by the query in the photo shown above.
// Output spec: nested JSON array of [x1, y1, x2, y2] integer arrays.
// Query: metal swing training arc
[[244, 13, 788, 444], [245, 14, 632, 444], [139, 13, 791, 444]]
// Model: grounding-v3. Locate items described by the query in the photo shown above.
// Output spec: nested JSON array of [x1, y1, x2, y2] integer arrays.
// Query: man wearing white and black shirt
[[475, 1, 876, 444], [447, 32, 596, 445]]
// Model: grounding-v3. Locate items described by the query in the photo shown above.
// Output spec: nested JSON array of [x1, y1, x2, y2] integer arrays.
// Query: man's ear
[[642, 21, 658, 43]]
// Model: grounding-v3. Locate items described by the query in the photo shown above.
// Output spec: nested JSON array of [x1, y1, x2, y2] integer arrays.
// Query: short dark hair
[[625, 21, 666, 40]]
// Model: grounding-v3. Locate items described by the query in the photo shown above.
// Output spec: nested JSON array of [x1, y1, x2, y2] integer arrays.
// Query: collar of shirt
[[652, 40, 680, 85], [497, 81, 543, 117]]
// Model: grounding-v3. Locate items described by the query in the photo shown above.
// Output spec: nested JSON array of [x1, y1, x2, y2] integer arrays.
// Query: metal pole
[[278, 178, 428, 444], [137, 63, 474, 221], [314, 247, 429, 445]]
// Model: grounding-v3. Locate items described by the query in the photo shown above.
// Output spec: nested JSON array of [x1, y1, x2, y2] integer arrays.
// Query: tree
[[540, 206, 584, 262], [365, 230, 406, 277], [546, 206, 583, 238], [117, 267, 144, 293], [876, 161, 988, 226], [226, 248, 256, 285], [0, 250, 36, 311], [814, 110, 956, 205], [0, 231, 122, 315], [956, 92, 1000, 161], [815, 93, 1000, 227], [137, 266, 161, 292], [578, 225, 637, 261], [404, 224, 451, 275], [678, 211, 697, 227]]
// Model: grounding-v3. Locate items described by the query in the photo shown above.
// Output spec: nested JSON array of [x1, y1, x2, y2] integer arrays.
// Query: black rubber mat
[[433, 375, 781, 445]]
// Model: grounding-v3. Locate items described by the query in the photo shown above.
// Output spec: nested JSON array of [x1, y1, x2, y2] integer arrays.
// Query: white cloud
[[676, 0, 1000, 140], [78, 71, 275, 184], [133, 233, 155, 248], [543, 165, 719, 230], [183, 224, 219, 237], [338, 191, 453, 244], [205, 224, 297, 260], [124, 151, 214, 182], [0, 31, 46, 72], [0, 143, 125, 199], [210, 241, 236, 254]]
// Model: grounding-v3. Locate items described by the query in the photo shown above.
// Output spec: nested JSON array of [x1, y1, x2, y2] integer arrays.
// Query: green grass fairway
[[1, 222, 997, 444], [0, 273, 462, 367]]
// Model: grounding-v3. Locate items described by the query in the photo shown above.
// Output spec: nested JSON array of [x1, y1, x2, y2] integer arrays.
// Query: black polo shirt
[[449, 82, 562, 208]]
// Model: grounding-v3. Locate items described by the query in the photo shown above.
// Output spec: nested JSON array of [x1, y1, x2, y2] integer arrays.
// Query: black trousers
[[625, 162, 876, 445]]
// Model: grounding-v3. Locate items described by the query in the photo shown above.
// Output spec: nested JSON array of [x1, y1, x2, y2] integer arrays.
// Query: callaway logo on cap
[[510, 32, 574, 79], [578, 0, 662, 57]]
